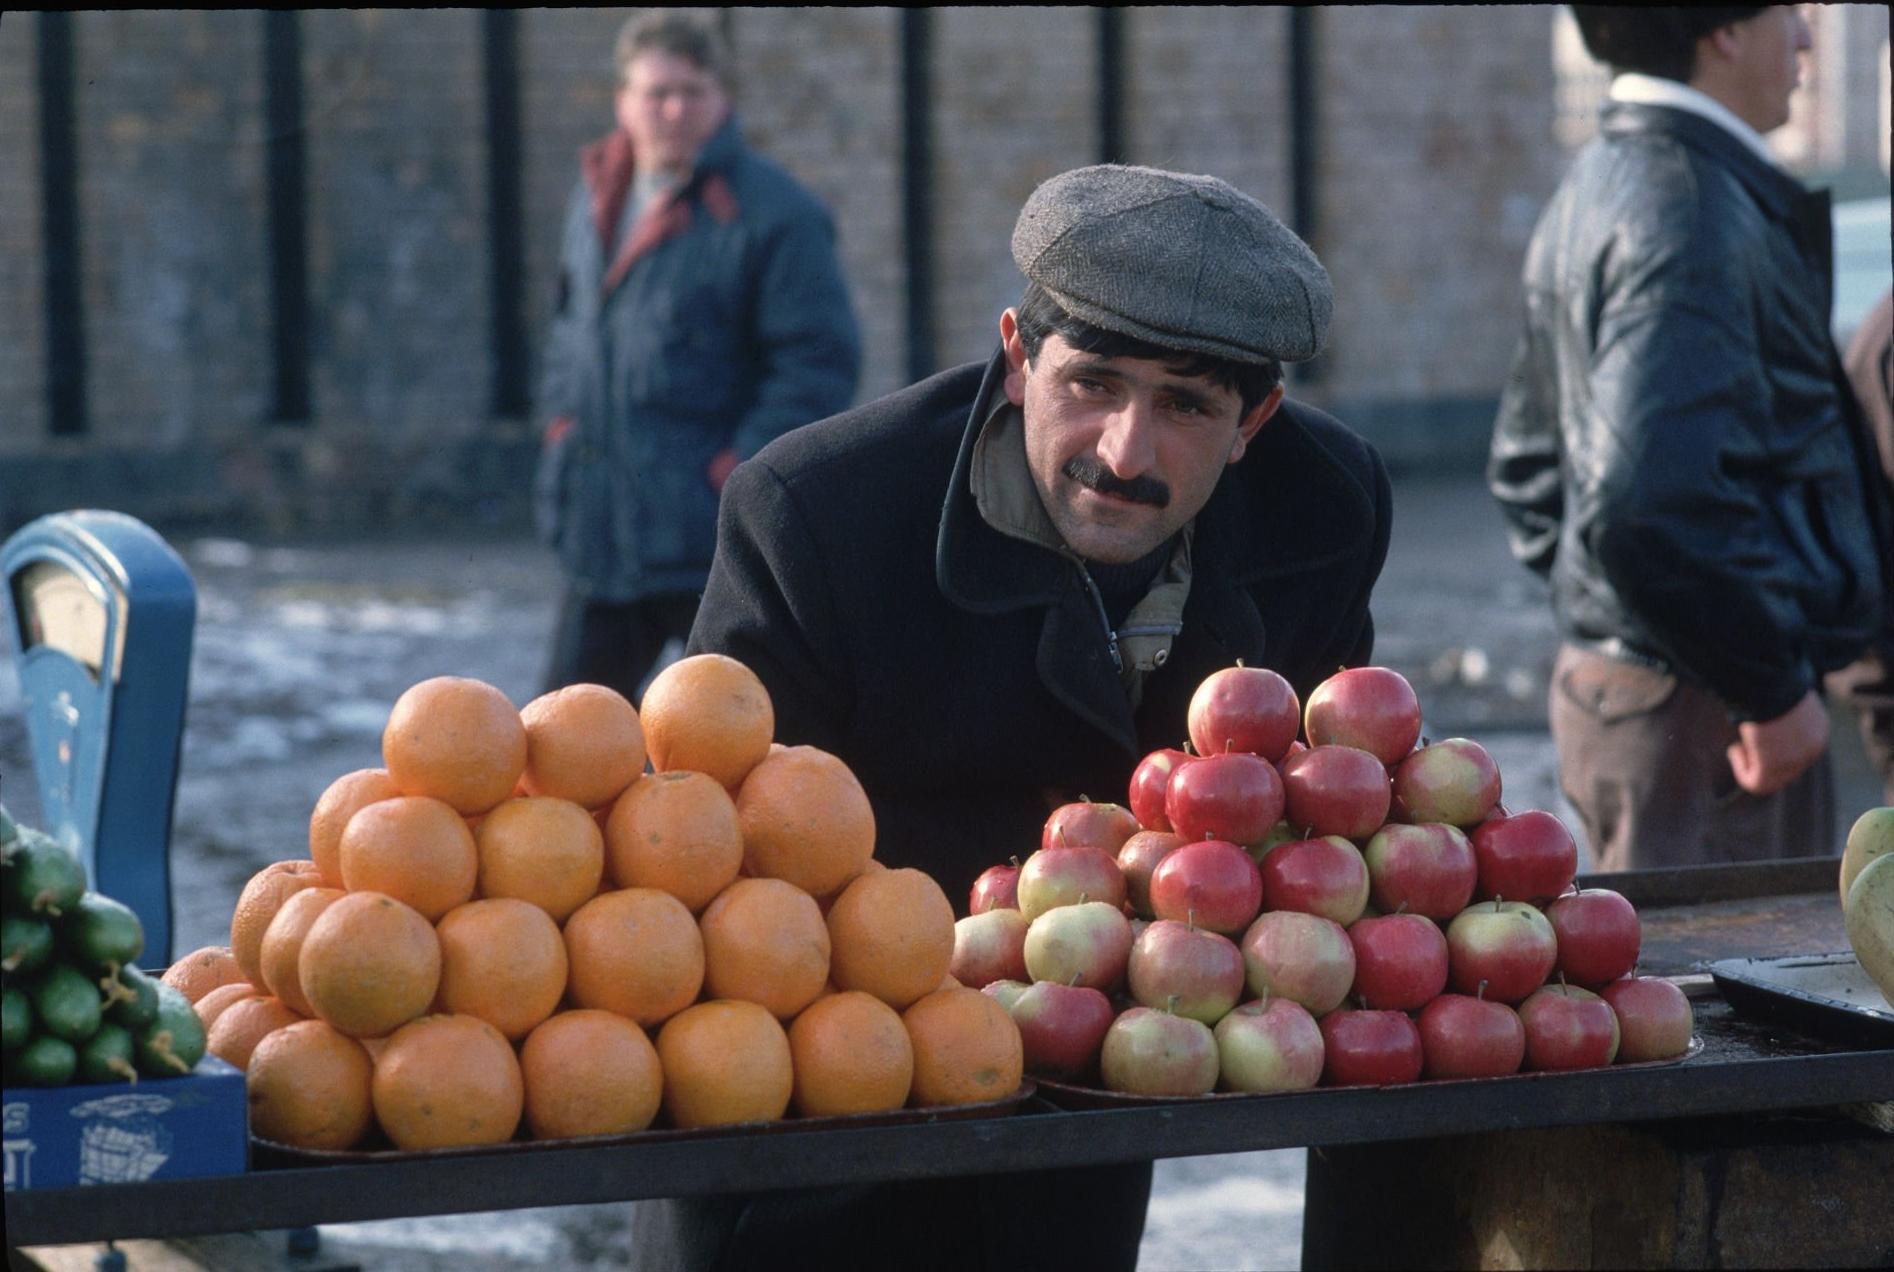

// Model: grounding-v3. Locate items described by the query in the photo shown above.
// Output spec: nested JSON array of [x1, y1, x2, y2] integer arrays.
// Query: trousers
[[543, 588, 700, 707]]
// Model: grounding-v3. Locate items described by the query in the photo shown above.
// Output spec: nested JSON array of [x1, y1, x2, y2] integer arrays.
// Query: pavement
[[2, 471, 1883, 1270]]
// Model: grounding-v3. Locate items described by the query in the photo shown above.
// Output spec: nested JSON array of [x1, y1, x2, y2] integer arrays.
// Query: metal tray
[[1709, 952, 1894, 1048]]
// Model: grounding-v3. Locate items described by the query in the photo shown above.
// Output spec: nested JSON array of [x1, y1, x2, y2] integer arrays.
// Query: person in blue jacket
[[535, 9, 860, 705]]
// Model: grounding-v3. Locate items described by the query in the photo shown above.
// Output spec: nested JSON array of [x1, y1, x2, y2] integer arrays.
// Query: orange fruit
[[247, 1019, 376, 1151], [518, 683, 647, 810], [382, 675, 528, 815], [308, 768, 402, 887], [641, 654, 774, 790], [337, 796, 478, 922], [372, 1014, 524, 1150], [206, 995, 305, 1071], [473, 796, 604, 923], [434, 898, 569, 1041], [163, 945, 248, 1005], [825, 868, 956, 1010], [230, 860, 326, 988], [299, 891, 442, 1039], [519, 1009, 663, 1140], [788, 990, 913, 1117], [563, 888, 704, 1028], [259, 886, 346, 1017], [194, 982, 262, 1032], [735, 746, 876, 899], [604, 771, 743, 912], [902, 987, 1024, 1108], [698, 878, 831, 1020], [655, 1000, 793, 1129]]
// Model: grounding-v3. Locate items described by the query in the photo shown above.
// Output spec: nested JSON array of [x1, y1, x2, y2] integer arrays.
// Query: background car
[[1833, 193, 1892, 349]]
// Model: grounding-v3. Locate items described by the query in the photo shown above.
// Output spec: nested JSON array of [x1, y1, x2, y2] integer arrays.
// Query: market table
[[9, 858, 1892, 1266]]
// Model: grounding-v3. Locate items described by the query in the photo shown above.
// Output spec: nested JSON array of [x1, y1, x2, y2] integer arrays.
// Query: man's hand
[[707, 448, 740, 492], [1726, 690, 1828, 797]]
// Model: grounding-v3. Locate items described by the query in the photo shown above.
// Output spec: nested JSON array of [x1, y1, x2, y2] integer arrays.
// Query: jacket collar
[[580, 114, 745, 253], [1600, 99, 1809, 224]]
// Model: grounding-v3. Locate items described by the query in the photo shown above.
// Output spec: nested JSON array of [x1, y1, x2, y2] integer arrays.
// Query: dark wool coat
[[690, 352, 1394, 909]]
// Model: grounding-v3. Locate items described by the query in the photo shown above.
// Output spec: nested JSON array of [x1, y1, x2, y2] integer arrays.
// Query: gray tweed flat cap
[[1011, 164, 1331, 364]]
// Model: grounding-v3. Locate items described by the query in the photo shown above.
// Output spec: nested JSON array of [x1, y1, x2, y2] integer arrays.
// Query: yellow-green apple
[[1470, 809, 1578, 904], [1318, 1008, 1424, 1086], [1362, 822, 1478, 920], [1445, 898, 1558, 1003], [1215, 997, 1325, 1093], [1599, 976, 1694, 1062], [1417, 990, 1526, 1078], [1126, 919, 1245, 1023], [1519, 983, 1619, 1069], [950, 908, 1030, 988], [1279, 744, 1392, 840], [1007, 980, 1116, 1079], [1118, 829, 1184, 919], [1843, 852, 1894, 1005], [1546, 887, 1640, 988], [1841, 806, 1894, 911], [1258, 835, 1371, 926], [1099, 1005, 1220, 1096], [1302, 666, 1423, 766], [1022, 900, 1133, 991], [969, 861, 1021, 914], [1166, 752, 1284, 845], [1391, 738, 1502, 827], [1042, 799, 1140, 854], [1149, 839, 1264, 937], [981, 979, 1031, 1012], [1016, 844, 1126, 921], [1346, 912, 1449, 1011], [1129, 748, 1191, 832], [1239, 909, 1357, 1015], [1187, 664, 1301, 762]]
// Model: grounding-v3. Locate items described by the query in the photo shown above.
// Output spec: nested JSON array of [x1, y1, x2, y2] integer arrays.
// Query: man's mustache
[[1063, 456, 1170, 508]]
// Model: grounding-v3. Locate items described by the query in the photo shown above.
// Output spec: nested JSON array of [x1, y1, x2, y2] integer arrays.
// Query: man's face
[[616, 50, 730, 176], [1713, 5, 1811, 134], [1000, 310, 1281, 566]]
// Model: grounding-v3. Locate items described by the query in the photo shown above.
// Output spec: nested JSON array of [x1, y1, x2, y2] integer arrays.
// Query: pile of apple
[[950, 664, 1695, 1096]]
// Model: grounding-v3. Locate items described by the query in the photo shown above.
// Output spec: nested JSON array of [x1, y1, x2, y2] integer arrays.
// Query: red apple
[[1470, 810, 1578, 904], [1519, 983, 1620, 1070], [1166, 752, 1284, 846], [1302, 666, 1423, 766], [1126, 919, 1245, 1023], [1187, 664, 1301, 763], [1390, 738, 1502, 827], [1008, 980, 1116, 1079], [1043, 799, 1141, 855], [982, 979, 1031, 1013], [1246, 818, 1300, 866], [1258, 835, 1371, 926], [1117, 829, 1184, 919], [1319, 1008, 1424, 1087], [1239, 909, 1357, 1016], [1545, 887, 1640, 988], [1278, 744, 1392, 840], [1016, 844, 1127, 921], [1099, 1006, 1220, 1096], [1600, 976, 1694, 1063], [1022, 900, 1133, 991], [1417, 991, 1526, 1079], [969, 861, 1021, 915], [1346, 912, 1449, 1011], [1128, 748, 1190, 832], [1215, 997, 1325, 1093], [1148, 839, 1264, 937], [1444, 898, 1559, 1004], [1362, 822, 1478, 921], [949, 908, 1030, 988]]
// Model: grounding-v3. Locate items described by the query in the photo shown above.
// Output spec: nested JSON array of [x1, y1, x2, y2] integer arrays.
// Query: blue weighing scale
[[2, 510, 195, 964]]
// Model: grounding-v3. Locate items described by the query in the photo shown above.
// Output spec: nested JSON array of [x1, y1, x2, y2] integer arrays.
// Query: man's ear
[[999, 309, 1029, 406], [1227, 384, 1285, 465]]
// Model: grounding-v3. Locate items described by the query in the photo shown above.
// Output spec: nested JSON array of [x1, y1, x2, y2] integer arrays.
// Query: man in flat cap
[[630, 165, 1391, 1270]]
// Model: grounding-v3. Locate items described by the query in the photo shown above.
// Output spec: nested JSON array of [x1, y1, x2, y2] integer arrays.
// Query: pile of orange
[[179, 656, 1018, 1152]]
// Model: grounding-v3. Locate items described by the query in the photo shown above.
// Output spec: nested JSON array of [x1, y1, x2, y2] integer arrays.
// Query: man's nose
[[1095, 399, 1158, 478]]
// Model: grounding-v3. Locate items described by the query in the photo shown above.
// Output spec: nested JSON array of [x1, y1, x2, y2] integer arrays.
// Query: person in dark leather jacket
[[1489, 6, 1891, 870]]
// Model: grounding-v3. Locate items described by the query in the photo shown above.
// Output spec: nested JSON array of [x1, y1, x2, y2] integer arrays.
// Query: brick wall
[[0, 17, 44, 451]]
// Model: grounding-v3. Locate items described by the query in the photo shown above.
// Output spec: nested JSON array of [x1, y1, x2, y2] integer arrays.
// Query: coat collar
[[580, 114, 745, 258], [1600, 100, 1812, 226]]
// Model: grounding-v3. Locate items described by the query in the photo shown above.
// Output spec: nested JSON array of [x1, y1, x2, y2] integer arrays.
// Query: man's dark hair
[[1569, 6, 1765, 82], [1012, 282, 1283, 417], [615, 9, 733, 89]]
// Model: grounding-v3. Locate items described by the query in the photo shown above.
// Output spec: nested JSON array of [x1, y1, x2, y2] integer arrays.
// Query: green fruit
[[3, 913, 55, 978], [2, 986, 30, 1050], [6, 831, 87, 918], [136, 983, 207, 1078], [77, 1022, 140, 1085], [61, 891, 145, 975], [31, 962, 104, 1043], [12, 1034, 77, 1087], [107, 965, 161, 1030], [0, 803, 18, 850]]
